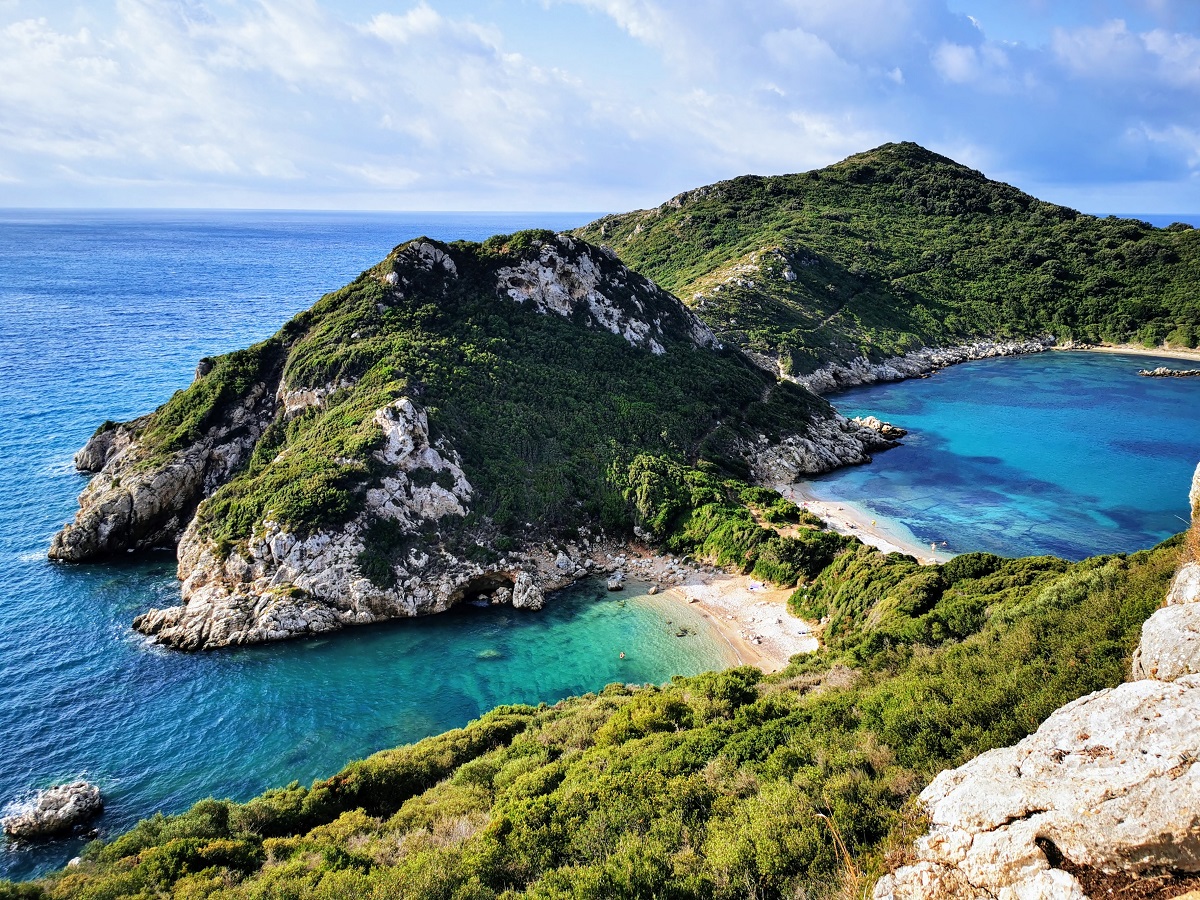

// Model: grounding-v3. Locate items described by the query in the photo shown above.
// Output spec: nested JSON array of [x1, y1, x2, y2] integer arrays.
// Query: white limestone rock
[[751, 414, 896, 482], [495, 236, 718, 355], [3, 781, 103, 840], [794, 339, 1054, 395], [130, 396, 554, 650], [875, 676, 1200, 900], [50, 378, 278, 561]]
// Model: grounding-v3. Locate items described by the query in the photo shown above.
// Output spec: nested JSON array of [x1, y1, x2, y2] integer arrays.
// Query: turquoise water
[[808, 352, 1200, 560], [0, 211, 732, 880]]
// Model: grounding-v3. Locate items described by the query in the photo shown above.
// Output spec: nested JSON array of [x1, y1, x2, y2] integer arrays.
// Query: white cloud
[[0, 1, 1199, 210]]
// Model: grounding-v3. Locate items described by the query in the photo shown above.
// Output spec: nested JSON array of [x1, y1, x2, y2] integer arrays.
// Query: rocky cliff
[[54, 232, 891, 650], [875, 461, 1200, 900]]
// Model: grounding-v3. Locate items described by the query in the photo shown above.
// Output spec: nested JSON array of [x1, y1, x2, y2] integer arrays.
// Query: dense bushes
[[17, 532, 1179, 899], [611, 454, 858, 587]]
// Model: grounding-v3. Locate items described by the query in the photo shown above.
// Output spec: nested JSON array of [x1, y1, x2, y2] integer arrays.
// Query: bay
[[0, 211, 732, 879]]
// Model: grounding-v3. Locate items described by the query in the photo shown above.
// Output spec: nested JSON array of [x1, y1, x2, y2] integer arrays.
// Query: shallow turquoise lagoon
[[0, 211, 729, 880], [808, 351, 1200, 560]]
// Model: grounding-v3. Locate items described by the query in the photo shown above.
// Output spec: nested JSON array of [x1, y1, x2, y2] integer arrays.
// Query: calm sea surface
[[0, 210, 735, 880], [808, 351, 1200, 559]]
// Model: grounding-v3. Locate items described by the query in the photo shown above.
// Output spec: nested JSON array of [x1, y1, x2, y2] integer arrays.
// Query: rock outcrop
[[876, 464, 1200, 900], [851, 415, 907, 440], [495, 235, 719, 355], [793, 338, 1054, 395], [750, 413, 897, 483], [1138, 366, 1200, 377], [2, 781, 103, 840], [49, 376, 279, 561], [131, 396, 544, 650]]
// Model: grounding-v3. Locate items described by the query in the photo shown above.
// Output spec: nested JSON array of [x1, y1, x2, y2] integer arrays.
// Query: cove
[[0, 211, 732, 880], [807, 350, 1200, 560]]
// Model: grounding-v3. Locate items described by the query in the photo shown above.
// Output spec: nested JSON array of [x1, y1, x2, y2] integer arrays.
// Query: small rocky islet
[[18, 142, 1200, 896]]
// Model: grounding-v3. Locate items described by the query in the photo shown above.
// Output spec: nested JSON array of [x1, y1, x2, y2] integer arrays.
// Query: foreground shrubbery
[[7, 531, 1179, 899]]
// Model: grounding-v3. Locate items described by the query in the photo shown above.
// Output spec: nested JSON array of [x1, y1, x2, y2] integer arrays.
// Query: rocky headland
[[875, 462, 1200, 900], [52, 233, 893, 651]]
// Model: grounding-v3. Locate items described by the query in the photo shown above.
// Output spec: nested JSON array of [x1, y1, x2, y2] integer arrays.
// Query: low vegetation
[[576, 142, 1200, 373], [7, 530, 1180, 899]]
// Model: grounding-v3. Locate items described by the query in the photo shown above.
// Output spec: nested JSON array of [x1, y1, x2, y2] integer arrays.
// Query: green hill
[[576, 142, 1200, 375], [49, 231, 882, 650]]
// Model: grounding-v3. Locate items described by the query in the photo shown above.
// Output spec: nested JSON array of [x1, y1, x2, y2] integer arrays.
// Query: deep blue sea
[[0, 210, 737, 880], [808, 351, 1200, 560]]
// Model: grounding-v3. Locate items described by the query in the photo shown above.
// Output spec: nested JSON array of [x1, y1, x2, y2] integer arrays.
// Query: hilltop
[[576, 142, 1200, 381], [48, 231, 888, 649]]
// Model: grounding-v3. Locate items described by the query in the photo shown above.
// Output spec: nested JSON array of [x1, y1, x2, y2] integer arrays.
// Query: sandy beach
[[781, 482, 953, 565], [1058, 343, 1200, 364], [619, 550, 819, 673]]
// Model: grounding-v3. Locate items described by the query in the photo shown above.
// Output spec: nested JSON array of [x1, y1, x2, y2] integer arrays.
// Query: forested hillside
[[577, 142, 1200, 374]]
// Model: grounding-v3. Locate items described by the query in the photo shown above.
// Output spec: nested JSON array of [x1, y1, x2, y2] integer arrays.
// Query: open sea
[[1, 209, 1198, 880], [0, 210, 736, 880]]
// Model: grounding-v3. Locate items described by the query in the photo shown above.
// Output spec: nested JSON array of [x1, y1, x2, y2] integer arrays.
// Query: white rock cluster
[[875, 464, 1200, 900], [133, 397, 541, 650], [2, 781, 103, 840], [496, 236, 718, 355], [50, 377, 278, 561], [751, 414, 897, 482], [794, 339, 1054, 395]]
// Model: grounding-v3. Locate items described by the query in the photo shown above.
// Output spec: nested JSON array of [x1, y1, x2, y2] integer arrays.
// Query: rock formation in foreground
[[875, 462, 1200, 900], [2, 782, 103, 840], [51, 233, 893, 650]]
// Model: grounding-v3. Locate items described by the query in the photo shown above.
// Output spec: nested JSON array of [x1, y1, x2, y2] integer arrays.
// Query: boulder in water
[[3, 781, 103, 840]]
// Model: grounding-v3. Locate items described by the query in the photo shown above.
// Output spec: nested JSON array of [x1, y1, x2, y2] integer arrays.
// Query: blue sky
[[2, 0, 1199, 212]]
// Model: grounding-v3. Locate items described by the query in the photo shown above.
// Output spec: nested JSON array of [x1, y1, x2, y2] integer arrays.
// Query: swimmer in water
[[619, 651, 625, 659]]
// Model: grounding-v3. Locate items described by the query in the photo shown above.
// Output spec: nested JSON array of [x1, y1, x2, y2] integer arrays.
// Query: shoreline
[[1057, 343, 1200, 364], [784, 483, 952, 565], [619, 553, 819, 673]]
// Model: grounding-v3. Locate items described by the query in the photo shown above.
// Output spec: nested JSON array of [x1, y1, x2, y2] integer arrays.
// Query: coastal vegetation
[[152, 235, 824, 556], [27, 143, 1200, 895], [576, 141, 1200, 373], [6, 533, 1179, 899]]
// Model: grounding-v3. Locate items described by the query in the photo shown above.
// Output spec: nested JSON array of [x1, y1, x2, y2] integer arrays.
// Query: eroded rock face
[[751, 414, 897, 482], [877, 471, 1200, 900], [794, 339, 1054, 395], [131, 397, 554, 650], [49, 379, 278, 561], [875, 677, 1200, 900], [2, 781, 103, 840], [496, 236, 718, 355]]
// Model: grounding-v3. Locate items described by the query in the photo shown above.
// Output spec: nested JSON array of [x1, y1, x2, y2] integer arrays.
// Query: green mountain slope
[[576, 142, 1200, 375], [11, 536, 1181, 900], [49, 231, 886, 649]]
